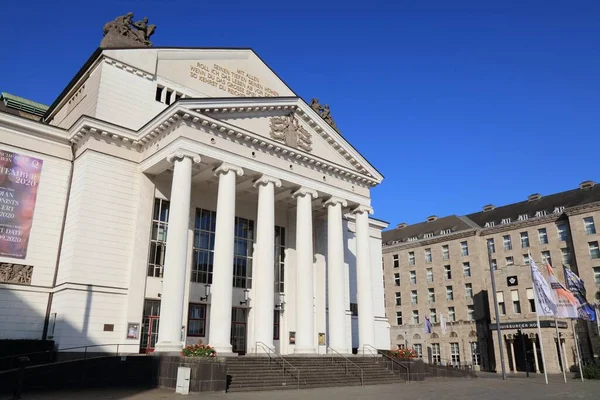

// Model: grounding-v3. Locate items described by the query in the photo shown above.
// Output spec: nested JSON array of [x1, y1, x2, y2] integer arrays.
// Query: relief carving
[[0, 263, 33, 284], [269, 114, 312, 152]]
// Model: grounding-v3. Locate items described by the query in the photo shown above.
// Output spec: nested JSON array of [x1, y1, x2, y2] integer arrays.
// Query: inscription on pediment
[[269, 114, 312, 152]]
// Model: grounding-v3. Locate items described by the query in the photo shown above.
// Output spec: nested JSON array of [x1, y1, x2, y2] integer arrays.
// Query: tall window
[[461, 241, 469, 256], [425, 248, 432, 263], [594, 267, 600, 285], [523, 254, 530, 265], [412, 310, 419, 324], [538, 228, 548, 245], [394, 273, 400, 286], [426, 268, 433, 283], [505, 256, 514, 266], [408, 251, 415, 265], [589, 241, 600, 259], [520, 232, 530, 248], [188, 304, 207, 336], [463, 262, 471, 277], [430, 308, 437, 323], [487, 239, 495, 253], [471, 342, 481, 366], [497, 292, 506, 315], [411, 290, 418, 305], [446, 286, 454, 301], [450, 343, 460, 366], [273, 310, 280, 340], [491, 259, 497, 271], [148, 199, 170, 278], [396, 311, 403, 325], [444, 265, 452, 280], [413, 343, 423, 358], [410, 270, 417, 284], [557, 222, 568, 242], [395, 292, 402, 306], [393, 254, 399, 268], [511, 290, 521, 314], [541, 250, 552, 266], [448, 307, 456, 322], [561, 248, 571, 265], [467, 305, 475, 321], [443, 245, 450, 260], [465, 283, 473, 299], [233, 217, 255, 288], [527, 288, 536, 313], [584, 217, 596, 235], [432, 343, 441, 364], [503, 235, 512, 251], [428, 288, 435, 303], [191, 209, 216, 284], [274, 226, 286, 292]]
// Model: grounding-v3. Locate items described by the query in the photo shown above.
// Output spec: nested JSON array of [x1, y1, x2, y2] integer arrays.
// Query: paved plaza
[[5, 376, 600, 400]]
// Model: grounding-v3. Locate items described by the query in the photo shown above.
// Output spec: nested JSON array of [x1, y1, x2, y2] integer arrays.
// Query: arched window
[[430, 333, 439, 339], [413, 334, 421, 340], [469, 330, 477, 338], [450, 332, 458, 338], [396, 334, 404, 341]]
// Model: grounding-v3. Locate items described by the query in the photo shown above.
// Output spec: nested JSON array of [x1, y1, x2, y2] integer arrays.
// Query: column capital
[[323, 196, 347, 208], [292, 187, 318, 200], [214, 163, 244, 177], [254, 174, 282, 188], [166, 149, 201, 164], [351, 204, 374, 215]]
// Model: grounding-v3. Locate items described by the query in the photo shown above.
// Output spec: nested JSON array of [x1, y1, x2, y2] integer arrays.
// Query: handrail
[[362, 344, 409, 383], [255, 341, 300, 390], [327, 346, 363, 386], [58, 343, 136, 361]]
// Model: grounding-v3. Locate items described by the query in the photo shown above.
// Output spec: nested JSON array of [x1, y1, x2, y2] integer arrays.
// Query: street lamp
[[240, 289, 250, 306], [200, 284, 211, 301], [275, 292, 286, 313], [488, 241, 507, 380]]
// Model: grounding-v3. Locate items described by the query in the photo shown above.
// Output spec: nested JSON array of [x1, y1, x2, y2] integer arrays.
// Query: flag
[[545, 261, 578, 318], [424, 316, 432, 334], [440, 315, 447, 335], [530, 256, 558, 317], [563, 266, 596, 321]]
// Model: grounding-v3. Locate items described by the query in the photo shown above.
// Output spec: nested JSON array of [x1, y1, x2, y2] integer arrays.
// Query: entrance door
[[231, 308, 247, 355], [140, 300, 161, 353]]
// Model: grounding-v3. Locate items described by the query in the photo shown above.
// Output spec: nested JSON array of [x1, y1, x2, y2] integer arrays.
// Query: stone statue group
[[310, 98, 338, 131], [102, 12, 156, 48]]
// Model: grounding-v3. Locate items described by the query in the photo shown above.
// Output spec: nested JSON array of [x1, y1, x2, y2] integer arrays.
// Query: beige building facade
[[382, 181, 600, 374]]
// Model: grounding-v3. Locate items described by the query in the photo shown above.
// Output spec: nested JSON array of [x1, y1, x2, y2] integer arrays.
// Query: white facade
[[0, 47, 389, 355]]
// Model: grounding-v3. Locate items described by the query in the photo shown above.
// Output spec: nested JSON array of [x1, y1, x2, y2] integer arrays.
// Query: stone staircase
[[226, 355, 405, 392]]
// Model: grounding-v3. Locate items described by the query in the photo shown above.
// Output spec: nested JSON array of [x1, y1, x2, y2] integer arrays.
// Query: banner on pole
[[530, 257, 557, 317], [545, 262, 578, 318], [563, 266, 596, 321], [424, 315, 432, 334], [440, 315, 447, 335]]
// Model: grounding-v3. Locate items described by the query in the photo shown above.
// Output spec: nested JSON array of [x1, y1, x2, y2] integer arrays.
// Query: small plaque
[[507, 276, 519, 286]]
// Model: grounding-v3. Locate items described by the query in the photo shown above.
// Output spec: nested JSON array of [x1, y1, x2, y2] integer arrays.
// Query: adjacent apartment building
[[382, 181, 600, 374]]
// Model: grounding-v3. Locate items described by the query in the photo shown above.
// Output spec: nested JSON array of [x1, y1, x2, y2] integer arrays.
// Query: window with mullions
[[274, 226, 286, 293], [191, 209, 216, 284], [273, 310, 280, 340], [233, 217, 255, 288], [148, 199, 170, 278], [188, 304, 207, 337]]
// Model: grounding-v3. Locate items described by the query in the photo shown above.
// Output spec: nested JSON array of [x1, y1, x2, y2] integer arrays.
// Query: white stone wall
[[0, 289, 49, 339]]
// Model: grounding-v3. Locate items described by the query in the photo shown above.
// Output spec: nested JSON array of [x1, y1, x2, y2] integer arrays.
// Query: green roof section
[[1, 92, 49, 117]]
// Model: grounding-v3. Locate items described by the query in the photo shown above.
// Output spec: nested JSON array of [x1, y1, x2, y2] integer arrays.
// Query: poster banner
[[0, 149, 43, 259]]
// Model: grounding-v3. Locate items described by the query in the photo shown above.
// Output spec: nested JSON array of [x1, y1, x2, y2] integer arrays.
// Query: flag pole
[[488, 242, 507, 380], [554, 316, 567, 383], [530, 254, 549, 385], [572, 319, 584, 382]]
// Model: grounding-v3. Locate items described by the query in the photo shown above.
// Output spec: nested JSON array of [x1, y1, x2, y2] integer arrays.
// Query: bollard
[[13, 356, 30, 400]]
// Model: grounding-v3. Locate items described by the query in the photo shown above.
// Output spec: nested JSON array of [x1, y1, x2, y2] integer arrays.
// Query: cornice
[[382, 229, 478, 253], [565, 201, 600, 217]]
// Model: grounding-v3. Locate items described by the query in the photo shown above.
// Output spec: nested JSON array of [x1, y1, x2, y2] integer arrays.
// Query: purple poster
[[0, 149, 43, 259]]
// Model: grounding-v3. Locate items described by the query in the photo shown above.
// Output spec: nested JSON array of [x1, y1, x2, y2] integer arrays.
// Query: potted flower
[[181, 340, 217, 358], [390, 348, 417, 360]]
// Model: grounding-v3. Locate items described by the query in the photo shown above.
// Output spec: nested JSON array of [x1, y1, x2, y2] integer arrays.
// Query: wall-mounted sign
[[127, 322, 140, 339], [0, 149, 43, 259], [289, 331, 295, 345], [507, 276, 518, 286], [490, 320, 568, 331], [318, 332, 325, 345]]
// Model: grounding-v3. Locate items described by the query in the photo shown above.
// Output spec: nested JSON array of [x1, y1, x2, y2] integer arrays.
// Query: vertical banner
[[0, 149, 43, 259]]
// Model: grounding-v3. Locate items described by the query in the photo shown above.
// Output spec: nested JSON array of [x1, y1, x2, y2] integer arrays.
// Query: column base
[[154, 341, 183, 353], [294, 347, 316, 355], [212, 343, 233, 355]]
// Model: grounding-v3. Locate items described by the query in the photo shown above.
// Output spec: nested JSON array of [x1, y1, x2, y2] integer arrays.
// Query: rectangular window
[[443, 245, 450, 260], [446, 286, 454, 301], [589, 241, 600, 259], [491, 259, 497, 271], [487, 238, 495, 253], [503, 235, 512, 251], [410, 270, 417, 284], [467, 305, 475, 321], [412, 310, 419, 324], [520, 232, 530, 248], [561, 248, 571, 266], [450, 343, 460, 366], [233, 217, 255, 288], [350, 303, 358, 316], [511, 289, 521, 314], [425, 248, 432, 263], [148, 198, 170, 278], [187, 304, 207, 336], [273, 310, 280, 340], [191, 209, 216, 284], [394, 273, 400, 286], [497, 292, 506, 315], [538, 228, 548, 245], [505, 256, 514, 266], [463, 262, 471, 277], [396, 311, 403, 325], [428, 288, 435, 303], [408, 252, 415, 265], [523, 254, 530, 265], [395, 292, 402, 306], [527, 288, 536, 313], [274, 226, 286, 293], [448, 307, 456, 322], [594, 267, 600, 285], [541, 250, 552, 266], [432, 343, 441, 364], [584, 217, 596, 235], [461, 241, 469, 256], [471, 342, 481, 366], [155, 86, 164, 102], [411, 290, 418, 305], [444, 265, 452, 280], [429, 308, 437, 323], [426, 268, 433, 283], [393, 254, 399, 268], [413, 343, 423, 358], [465, 283, 473, 299], [557, 222, 568, 242]]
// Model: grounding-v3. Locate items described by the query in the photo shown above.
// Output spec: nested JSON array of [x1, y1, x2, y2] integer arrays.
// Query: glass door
[[231, 308, 247, 355]]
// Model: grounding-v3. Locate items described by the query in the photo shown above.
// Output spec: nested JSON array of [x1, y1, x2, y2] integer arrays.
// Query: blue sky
[[1, 1, 598, 227]]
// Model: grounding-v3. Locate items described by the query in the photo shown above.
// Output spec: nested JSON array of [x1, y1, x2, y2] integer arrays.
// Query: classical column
[[509, 339, 517, 372], [252, 175, 282, 351], [293, 187, 318, 354], [155, 151, 200, 352], [532, 337, 540, 373], [352, 205, 375, 349], [208, 163, 244, 354], [324, 196, 348, 353]]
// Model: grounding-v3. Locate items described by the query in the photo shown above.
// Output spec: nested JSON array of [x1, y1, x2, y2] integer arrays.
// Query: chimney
[[426, 215, 438, 222], [528, 193, 542, 201], [579, 180, 595, 190], [482, 204, 495, 212], [397, 222, 407, 229]]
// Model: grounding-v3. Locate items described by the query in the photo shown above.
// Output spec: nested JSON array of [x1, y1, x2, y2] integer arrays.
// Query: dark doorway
[[231, 308, 247, 355], [512, 331, 534, 372]]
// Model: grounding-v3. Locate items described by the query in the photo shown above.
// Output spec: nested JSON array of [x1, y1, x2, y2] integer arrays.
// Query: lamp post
[[488, 242, 507, 380], [240, 289, 250, 306], [200, 284, 211, 301], [275, 292, 286, 313]]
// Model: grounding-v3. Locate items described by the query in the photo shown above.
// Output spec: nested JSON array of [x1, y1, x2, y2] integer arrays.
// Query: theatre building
[[0, 44, 390, 355]]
